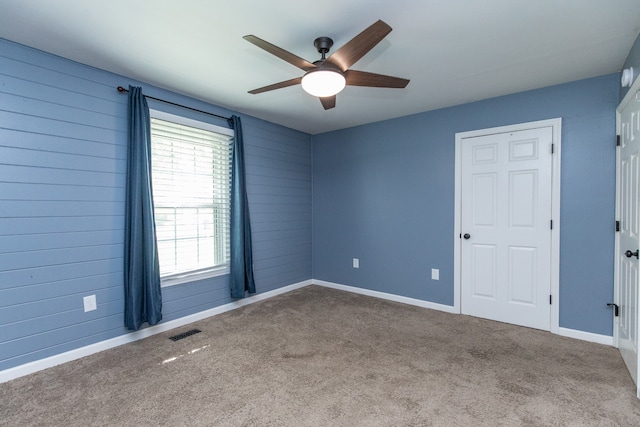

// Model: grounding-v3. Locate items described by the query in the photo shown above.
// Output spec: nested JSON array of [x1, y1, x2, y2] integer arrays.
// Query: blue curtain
[[228, 115, 256, 298], [123, 86, 162, 330]]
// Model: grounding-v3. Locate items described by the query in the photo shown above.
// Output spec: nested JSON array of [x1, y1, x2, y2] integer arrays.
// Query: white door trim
[[454, 118, 562, 334], [614, 111, 621, 350]]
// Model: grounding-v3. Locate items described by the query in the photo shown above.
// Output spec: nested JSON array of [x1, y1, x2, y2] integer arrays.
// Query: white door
[[616, 87, 640, 398], [460, 127, 553, 330]]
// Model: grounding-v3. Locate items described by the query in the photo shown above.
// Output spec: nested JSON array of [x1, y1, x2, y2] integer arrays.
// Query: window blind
[[150, 117, 232, 278]]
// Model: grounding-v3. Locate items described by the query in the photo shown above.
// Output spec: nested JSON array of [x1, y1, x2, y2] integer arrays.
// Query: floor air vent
[[169, 329, 201, 342]]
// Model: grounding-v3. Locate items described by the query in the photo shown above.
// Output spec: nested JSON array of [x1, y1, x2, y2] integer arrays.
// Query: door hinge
[[617, 135, 621, 147], [551, 143, 554, 154], [616, 220, 620, 232], [549, 295, 552, 305], [550, 220, 553, 230], [607, 303, 619, 317]]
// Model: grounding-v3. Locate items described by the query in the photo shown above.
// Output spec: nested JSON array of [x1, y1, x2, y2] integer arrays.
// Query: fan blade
[[344, 70, 409, 88], [320, 95, 336, 110], [244, 35, 316, 71], [326, 20, 392, 72], [248, 77, 302, 94]]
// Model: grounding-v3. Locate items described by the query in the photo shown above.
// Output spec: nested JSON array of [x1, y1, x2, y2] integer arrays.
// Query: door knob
[[625, 249, 639, 259], [463, 233, 471, 240]]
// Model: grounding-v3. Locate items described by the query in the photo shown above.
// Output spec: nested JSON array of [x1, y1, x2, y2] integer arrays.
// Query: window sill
[[161, 266, 230, 288]]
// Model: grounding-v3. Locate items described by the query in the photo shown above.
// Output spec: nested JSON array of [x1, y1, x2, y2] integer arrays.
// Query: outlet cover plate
[[83, 295, 97, 312], [431, 268, 440, 280], [353, 258, 359, 269]]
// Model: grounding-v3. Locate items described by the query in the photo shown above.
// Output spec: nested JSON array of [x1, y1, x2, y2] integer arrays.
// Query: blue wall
[[0, 39, 312, 371], [313, 74, 619, 336]]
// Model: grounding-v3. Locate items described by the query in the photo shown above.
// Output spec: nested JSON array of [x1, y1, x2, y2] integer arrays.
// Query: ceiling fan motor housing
[[314, 37, 334, 59]]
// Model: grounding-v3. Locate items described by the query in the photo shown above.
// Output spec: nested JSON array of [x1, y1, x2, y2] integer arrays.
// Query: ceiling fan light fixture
[[301, 69, 346, 97]]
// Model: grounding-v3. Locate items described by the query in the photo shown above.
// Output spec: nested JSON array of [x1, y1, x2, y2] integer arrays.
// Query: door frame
[[453, 118, 562, 334]]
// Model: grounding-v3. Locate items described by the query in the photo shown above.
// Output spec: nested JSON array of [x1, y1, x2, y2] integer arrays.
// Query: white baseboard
[[558, 327, 614, 346], [312, 279, 458, 314], [2, 278, 614, 383], [0, 279, 312, 384], [312, 280, 614, 346]]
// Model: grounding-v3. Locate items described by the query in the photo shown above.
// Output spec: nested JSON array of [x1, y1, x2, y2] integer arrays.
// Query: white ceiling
[[1, 0, 639, 135]]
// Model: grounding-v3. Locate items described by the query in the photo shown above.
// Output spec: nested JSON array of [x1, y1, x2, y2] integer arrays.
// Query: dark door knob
[[625, 249, 639, 259], [463, 233, 471, 240]]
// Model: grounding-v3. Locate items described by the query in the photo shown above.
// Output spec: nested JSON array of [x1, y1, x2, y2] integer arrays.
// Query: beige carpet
[[1, 285, 639, 426]]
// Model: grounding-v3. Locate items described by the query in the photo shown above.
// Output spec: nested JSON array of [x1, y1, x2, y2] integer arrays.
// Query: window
[[150, 110, 233, 286]]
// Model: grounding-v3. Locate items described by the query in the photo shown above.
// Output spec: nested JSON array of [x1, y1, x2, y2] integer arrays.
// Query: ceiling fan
[[243, 19, 410, 110]]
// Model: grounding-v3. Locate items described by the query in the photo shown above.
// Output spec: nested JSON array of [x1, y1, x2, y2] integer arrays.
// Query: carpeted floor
[[1, 285, 640, 426]]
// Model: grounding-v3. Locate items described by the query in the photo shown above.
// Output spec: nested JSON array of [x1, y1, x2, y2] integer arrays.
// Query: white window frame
[[149, 109, 233, 287]]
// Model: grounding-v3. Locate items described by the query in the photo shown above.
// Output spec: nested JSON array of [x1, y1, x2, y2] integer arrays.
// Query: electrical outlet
[[353, 258, 359, 269], [431, 268, 440, 280], [83, 295, 97, 312]]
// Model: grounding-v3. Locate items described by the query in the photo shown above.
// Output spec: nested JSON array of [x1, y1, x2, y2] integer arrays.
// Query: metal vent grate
[[169, 329, 202, 342]]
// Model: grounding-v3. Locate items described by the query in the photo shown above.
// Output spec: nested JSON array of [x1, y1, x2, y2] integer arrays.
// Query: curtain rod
[[117, 86, 231, 122]]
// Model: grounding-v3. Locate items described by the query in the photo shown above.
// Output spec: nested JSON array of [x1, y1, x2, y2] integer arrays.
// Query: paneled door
[[460, 127, 553, 330], [616, 86, 640, 398]]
